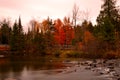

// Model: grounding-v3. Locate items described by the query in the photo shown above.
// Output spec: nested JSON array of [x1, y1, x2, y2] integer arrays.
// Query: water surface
[[0, 57, 66, 80]]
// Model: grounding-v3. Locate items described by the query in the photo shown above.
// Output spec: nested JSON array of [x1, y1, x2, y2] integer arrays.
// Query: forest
[[0, 0, 120, 59]]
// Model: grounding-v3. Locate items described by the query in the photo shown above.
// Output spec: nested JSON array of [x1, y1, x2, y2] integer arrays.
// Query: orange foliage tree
[[63, 17, 74, 45], [54, 17, 74, 45], [41, 17, 52, 33], [84, 30, 95, 43], [54, 19, 65, 45]]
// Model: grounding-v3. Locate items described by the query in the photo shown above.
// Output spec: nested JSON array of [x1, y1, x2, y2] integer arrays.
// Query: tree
[[29, 19, 40, 37], [96, 0, 120, 52], [63, 17, 74, 45], [41, 17, 53, 33], [97, 0, 120, 38], [10, 17, 25, 53], [25, 27, 34, 54], [18, 17, 25, 51], [99, 17, 115, 51], [81, 20, 89, 42], [100, 17, 115, 42], [54, 19, 64, 45], [18, 16, 23, 34], [72, 3, 79, 27], [43, 17, 55, 53], [54, 18, 74, 46], [44, 30, 55, 53], [74, 25, 83, 44], [87, 22, 94, 33], [0, 19, 11, 44], [10, 21, 19, 51], [33, 32, 46, 56]]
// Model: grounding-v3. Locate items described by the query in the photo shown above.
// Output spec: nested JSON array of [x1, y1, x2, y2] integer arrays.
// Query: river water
[[2, 58, 119, 80], [0, 57, 67, 80]]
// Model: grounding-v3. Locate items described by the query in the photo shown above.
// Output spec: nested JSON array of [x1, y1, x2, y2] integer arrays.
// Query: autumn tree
[[54, 19, 65, 45], [42, 17, 55, 53], [26, 17, 55, 55], [29, 19, 41, 40], [41, 17, 53, 33], [63, 17, 74, 45], [54, 18, 74, 47]]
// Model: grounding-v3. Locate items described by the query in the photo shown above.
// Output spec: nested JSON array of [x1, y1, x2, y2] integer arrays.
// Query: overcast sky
[[0, 0, 120, 30]]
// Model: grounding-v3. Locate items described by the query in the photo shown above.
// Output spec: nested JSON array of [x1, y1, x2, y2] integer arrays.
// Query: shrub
[[54, 50, 61, 58], [103, 51, 117, 59], [65, 51, 81, 58]]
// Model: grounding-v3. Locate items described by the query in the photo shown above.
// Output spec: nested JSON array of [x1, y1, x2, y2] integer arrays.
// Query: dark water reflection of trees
[[0, 57, 66, 79]]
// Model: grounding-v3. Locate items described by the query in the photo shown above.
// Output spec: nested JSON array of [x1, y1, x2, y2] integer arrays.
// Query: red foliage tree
[[63, 17, 74, 45], [63, 25, 74, 45], [54, 18, 74, 45], [54, 19, 65, 45]]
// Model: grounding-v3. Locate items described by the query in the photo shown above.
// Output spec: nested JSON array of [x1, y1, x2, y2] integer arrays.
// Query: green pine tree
[[100, 17, 115, 42], [96, 0, 119, 51], [0, 19, 11, 44], [10, 21, 19, 51], [10, 17, 25, 54], [97, 0, 120, 38]]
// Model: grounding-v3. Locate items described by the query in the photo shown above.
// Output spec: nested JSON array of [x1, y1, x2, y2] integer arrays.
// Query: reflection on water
[[0, 57, 66, 80]]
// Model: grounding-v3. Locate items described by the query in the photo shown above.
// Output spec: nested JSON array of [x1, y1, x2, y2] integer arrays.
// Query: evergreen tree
[[87, 22, 94, 33], [18, 16, 23, 34], [96, 0, 120, 51], [44, 30, 54, 51], [10, 21, 19, 51], [18, 17, 25, 51], [10, 17, 25, 53], [0, 19, 11, 44], [100, 17, 115, 42], [33, 32, 46, 56], [97, 0, 120, 38]]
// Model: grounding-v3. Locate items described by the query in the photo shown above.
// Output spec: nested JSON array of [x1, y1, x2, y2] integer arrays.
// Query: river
[[1, 57, 120, 80], [0, 57, 68, 80]]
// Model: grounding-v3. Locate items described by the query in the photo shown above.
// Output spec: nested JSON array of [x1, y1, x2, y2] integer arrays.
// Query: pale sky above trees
[[0, 0, 120, 27]]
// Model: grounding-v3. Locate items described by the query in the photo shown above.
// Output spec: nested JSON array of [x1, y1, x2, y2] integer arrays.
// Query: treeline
[[0, 0, 120, 58]]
